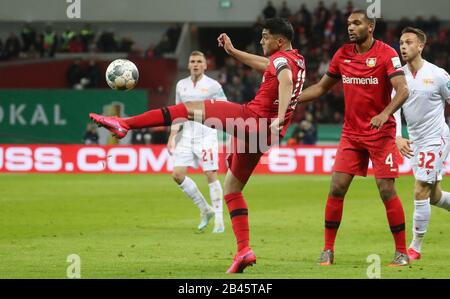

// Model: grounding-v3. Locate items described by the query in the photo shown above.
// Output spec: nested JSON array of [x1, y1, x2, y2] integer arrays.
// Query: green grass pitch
[[0, 173, 449, 278]]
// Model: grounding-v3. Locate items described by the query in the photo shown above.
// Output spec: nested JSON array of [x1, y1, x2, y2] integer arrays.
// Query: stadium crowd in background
[[0, 22, 182, 60], [1, 1, 450, 145], [216, 1, 450, 144]]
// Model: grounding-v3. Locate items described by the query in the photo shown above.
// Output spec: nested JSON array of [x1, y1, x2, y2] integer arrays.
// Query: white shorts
[[411, 137, 450, 183], [173, 134, 219, 172]]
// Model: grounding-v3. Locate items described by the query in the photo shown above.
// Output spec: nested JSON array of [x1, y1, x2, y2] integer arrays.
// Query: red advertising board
[[0, 144, 425, 175]]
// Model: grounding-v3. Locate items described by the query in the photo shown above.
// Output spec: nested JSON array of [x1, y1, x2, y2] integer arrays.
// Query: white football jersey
[[175, 74, 227, 138], [394, 60, 450, 144]]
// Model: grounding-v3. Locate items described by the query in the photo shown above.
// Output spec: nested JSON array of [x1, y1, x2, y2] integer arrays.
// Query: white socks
[[436, 191, 450, 211], [209, 180, 224, 223], [410, 198, 431, 253], [179, 176, 211, 214]]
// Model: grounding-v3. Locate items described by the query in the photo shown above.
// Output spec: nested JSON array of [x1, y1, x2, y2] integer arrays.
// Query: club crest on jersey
[[366, 57, 377, 67], [422, 79, 434, 85], [447, 81, 450, 91]]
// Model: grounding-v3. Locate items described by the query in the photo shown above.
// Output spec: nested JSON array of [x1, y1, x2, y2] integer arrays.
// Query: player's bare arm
[[370, 75, 409, 129], [217, 33, 269, 73], [270, 68, 293, 133], [167, 123, 181, 153], [297, 74, 339, 104], [393, 109, 413, 158]]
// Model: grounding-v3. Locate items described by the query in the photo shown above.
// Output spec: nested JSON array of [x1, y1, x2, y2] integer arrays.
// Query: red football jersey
[[327, 40, 404, 139], [246, 49, 306, 134]]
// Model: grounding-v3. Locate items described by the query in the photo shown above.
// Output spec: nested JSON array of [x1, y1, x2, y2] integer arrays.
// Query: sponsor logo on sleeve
[[447, 80, 450, 91], [391, 57, 402, 70]]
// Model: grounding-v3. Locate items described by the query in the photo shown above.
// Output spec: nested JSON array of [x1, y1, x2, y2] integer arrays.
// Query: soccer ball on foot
[[105, 59, 139, 90]]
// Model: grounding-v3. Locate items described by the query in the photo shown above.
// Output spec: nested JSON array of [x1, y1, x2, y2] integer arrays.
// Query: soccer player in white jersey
[[167, 51, 227, 233], [394, 27, 450, 260]]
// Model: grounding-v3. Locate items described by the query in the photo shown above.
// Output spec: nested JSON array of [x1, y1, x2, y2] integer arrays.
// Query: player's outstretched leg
[[90, 103, 191, 138]]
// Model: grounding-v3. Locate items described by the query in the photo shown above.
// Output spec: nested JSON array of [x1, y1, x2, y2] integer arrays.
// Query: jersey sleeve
[[326, 48, 342, 79], [383, 47, 404, 79], [210, 81, 227, 101], [175, 82, 181, 104], [437, 68, 450, 102], [268, 53, 291, 77]]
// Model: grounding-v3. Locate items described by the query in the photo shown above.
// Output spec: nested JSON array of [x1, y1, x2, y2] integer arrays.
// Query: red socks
[[324, 195, 407, 254], [383, 195, 407, 254], [124, 103, 188, 129], [324, 196, 344, 251], [224, 192, 249, 252]]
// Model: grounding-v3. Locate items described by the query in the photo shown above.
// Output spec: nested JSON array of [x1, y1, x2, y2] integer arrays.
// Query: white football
[[105, 59, 139, 90]]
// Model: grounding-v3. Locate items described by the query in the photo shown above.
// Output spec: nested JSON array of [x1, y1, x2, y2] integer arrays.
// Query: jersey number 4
[[418, 152, 435, 169]]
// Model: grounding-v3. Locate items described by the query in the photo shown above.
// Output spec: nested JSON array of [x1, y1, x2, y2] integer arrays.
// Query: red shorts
[[204, 99, 275, 184], [333, 135, 399, 178]]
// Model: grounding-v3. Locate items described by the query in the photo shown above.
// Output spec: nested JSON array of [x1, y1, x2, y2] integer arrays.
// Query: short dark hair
[[401, 27, 427, 44], [351, 9, 376, 27], [262, 18, 294, 41]]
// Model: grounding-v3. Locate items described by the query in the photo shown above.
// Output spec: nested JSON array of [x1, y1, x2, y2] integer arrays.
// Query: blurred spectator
[[4, 32, 21, 59], [293, 4, 312, 36], [33, 34, 45, 57], [154, 35, 171, 57], [344, 1, 353, 19], [84, 59, 101, 88], [224, 75, 245, 103], [83, 123, 99, 144], [318, 52, 330, 76], [119, 37, 134, 52], [97, 30, 118, 52], [166, 24, 181, 52], [313, 1, 329, 39], [145, 43, 155, 59], [132, 128, 153, 145], [80, 24, 95, 51], [42, 25, 58, 57], [149, 127, 168, 144], [66, 59, 83, 89], [68, 35, 84, 53], [0, 38, 4, 60], [61, 27, 76, 52], [291, 112, 317, 145], [263, 1, 276, 19], [20, 23, 36, 52], [279, 1, 292, 19]]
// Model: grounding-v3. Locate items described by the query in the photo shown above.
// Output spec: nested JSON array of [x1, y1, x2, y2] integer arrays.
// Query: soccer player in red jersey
[[89, 18, 306, 273], [298, 10, 411, 266]]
